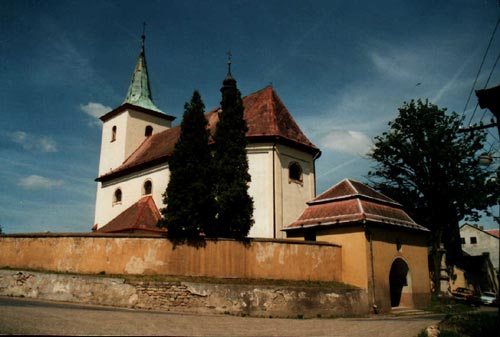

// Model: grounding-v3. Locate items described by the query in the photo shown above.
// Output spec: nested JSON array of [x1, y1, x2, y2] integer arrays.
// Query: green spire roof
[[123, 33, 163, 113]]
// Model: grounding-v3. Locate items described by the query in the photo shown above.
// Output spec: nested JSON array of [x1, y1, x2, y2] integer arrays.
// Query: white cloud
[[18, 175, 64, 190], [320, 130, 373, 156], [39, 137, 57, 153], [7, 131, 57, 153], [80, 102, 111, 126], [370, 51, 416, 81]]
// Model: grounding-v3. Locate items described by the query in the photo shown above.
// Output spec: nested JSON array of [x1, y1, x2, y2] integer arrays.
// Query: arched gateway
[[389, 258, 413, 307]]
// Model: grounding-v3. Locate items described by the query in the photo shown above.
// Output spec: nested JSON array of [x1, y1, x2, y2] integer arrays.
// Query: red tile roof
[[284, 179, 428, 232], [97, 86, 319, 182], [312, 179, 398, 205], [96, 196, 165, 234], [485, 229, 499, 238]]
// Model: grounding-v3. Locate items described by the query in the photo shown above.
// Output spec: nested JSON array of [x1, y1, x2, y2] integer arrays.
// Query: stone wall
[[0, 234, 341, 282], [0, 270, 369, 317]]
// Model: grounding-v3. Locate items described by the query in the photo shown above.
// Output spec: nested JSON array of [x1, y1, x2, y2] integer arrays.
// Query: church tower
[[96, 30, 175, 177]]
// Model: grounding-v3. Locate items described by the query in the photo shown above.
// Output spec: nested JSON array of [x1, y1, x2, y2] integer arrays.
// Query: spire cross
[[141, 22, 147, 48], [226, 51, 232, 75]]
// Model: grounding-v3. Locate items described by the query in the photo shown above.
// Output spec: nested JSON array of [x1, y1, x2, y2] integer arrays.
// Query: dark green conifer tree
[[159, 91, 216, 242], [208, 60, 254, 239]]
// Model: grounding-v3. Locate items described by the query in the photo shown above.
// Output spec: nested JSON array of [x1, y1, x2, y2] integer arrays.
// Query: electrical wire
[[463, 14, 500, 123]]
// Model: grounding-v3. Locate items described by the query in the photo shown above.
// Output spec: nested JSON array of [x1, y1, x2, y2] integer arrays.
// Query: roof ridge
[[133, 196, 152, 226], [121, 133, 155, 167], [268, 87, 280, 136]]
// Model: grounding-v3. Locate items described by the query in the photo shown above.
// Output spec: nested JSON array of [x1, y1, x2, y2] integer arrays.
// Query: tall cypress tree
[[159, 90, 216, 242], [209, 61, 254, 239]]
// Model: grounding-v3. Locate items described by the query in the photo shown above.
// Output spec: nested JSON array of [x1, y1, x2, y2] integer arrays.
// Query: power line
[[463, 14, 500, 122]]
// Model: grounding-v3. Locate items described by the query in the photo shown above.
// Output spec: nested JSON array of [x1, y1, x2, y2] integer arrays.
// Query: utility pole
[[475, 83, 500, 138]]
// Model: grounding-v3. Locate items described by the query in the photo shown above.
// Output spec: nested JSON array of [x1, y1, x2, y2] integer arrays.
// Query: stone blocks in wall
[[0, 270, 369, 317]]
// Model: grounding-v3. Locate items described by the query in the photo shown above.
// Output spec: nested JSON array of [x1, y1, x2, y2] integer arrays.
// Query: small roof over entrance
[[284, 179, 428, 232], [95, 196, 165, 234]]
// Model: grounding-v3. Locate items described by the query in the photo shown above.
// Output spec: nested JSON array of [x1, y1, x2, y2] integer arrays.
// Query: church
[[93, 35, 320, 239]]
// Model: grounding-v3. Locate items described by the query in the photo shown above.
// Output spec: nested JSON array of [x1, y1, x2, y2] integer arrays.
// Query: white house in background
[[460, 223, 499, 271], [92, 35, 321, 238]]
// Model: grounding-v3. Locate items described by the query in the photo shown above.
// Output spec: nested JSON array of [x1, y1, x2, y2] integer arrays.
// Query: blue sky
[[1, 0, 499, 233]]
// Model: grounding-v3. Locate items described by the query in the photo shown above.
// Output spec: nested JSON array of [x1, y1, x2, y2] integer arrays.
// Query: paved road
[[0, 296, 444, 336]]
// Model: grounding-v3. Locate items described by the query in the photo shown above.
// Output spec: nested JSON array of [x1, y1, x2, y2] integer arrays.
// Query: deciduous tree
[[368, 99, 498, 294]]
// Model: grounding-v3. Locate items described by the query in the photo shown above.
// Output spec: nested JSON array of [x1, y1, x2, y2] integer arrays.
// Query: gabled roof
[[460, 223, 500, 239], [96, 196, 165, 234], [284, 179, 428, 232], [97, 86, 319, 182], [486, 229, 499, 238]]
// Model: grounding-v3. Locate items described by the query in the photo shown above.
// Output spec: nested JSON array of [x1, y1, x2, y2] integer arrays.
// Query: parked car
[[480, 292, 498, 306], [452, 287, 472, 298], [451, 287, 481, 306]]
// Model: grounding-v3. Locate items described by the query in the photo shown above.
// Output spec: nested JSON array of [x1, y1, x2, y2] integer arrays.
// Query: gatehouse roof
[[97, 86, 319, 182], [284, 179, 429, 232]]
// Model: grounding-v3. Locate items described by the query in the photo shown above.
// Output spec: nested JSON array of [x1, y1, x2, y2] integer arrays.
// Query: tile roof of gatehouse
[[284, 179, 429, 232]]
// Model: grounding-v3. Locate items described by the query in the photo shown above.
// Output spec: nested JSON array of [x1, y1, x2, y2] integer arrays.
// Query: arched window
[[288, 162, 303, 183], [142, 180, 152, 195], [145, 125, 153, 137], [113, 188, 122, 204], [111, 126, 117, 142]]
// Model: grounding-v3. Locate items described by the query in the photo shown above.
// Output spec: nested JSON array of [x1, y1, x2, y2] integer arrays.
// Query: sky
[[1, 0, 499, 234]]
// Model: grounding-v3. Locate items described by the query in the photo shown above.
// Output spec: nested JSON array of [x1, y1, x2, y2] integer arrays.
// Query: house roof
[[96, 196, 165, 234], [486, 229, 499, 238], [460, 223, 500, 239], [284, 178, 428, 232], [97, 86, 319, 182]]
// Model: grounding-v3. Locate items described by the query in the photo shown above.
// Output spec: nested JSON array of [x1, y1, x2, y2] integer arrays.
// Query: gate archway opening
[[389, 258, 413, 308]]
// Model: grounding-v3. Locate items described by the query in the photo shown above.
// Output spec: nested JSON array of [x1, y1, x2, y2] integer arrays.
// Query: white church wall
[[247, 144, 275, 238], [276, 144, 315, 237], [98, 112, 129, 176], [124, 109, 171, 159], [94, 163, 170, 228], [98, 108, 171, 177], [95, 141, 315, 239]]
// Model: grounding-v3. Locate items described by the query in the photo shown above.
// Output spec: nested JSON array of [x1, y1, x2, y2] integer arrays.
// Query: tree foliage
[[368, 99, 498, 293], [159, 91, 216, 243], [207, 74, 254, 239]]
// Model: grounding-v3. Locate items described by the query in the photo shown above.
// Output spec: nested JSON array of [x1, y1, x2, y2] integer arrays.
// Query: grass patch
[[0, 267, 354, 289], [438, 312, 498, 337], [424, 296, 475, 315], [121, 273, 354, 289]]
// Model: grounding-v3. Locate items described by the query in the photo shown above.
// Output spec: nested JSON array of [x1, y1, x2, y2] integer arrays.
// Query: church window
[[289, 162, 303, 184], [113, 188, 122, 204], [143, 180, 152, 195], [111, 126, 117, 142], [145, 125, 153, 137]]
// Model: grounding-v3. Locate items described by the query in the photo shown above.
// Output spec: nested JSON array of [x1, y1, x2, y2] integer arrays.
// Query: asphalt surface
[[0, 296, 445, 336]]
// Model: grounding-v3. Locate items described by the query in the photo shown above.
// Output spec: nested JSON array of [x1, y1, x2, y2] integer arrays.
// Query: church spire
[[221, 52, 237, 92], [123, 23, 163, 112]]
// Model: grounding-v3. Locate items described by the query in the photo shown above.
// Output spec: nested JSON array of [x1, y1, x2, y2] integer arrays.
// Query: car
[[452, 287, 474, 300], [451, 287, 481, 306], [480, 292, 498, 306]]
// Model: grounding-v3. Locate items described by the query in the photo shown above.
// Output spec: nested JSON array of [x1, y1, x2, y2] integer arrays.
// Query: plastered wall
[[0, 234, 341, 282]]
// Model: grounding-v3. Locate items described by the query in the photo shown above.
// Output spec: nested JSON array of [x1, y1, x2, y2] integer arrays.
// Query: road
[[0, 296, 444, 336]]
